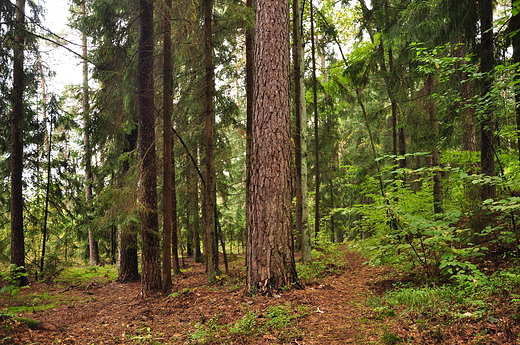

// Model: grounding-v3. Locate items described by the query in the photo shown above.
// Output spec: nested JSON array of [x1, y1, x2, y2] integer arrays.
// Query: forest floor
[[0, 244, 518, 344]]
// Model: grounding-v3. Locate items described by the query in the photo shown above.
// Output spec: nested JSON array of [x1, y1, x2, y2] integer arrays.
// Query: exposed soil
[[1, 245, 518, 344]]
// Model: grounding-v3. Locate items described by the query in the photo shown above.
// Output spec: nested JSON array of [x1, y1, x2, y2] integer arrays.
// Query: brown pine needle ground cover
[[1, 245, 519, 344]]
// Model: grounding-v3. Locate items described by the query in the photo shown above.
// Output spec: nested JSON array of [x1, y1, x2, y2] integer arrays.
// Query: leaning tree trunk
[[37, 53, 51, 277], [10, 0, 28, 286], [138, 0, 162, 295], [246, 0, 298, 295]]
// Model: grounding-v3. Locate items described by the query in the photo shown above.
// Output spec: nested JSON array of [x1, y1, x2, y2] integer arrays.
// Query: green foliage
[[189, 315, 223, 344], [125, 325, 154, 343], [372, 268, 520, 331], [228, 311, 257, 336], [187, 303, 309, 344], [12, 317, 41, 329], [168, 288, 193, 299], [358, 164, 487, 279], [264, 303, 295, 329], [297, 243, 350, 282], [53, 265, 117, 286], [381, 331, 402, 345], [0, 265, 28, 297]]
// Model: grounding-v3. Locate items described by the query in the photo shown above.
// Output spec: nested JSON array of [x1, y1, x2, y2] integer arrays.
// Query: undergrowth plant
[[370, 267, 520, 333], [296, 242, 351, 282], [0, 265, 28, 297], [358, 165, 487, 280], [187, 303, 309, 344]]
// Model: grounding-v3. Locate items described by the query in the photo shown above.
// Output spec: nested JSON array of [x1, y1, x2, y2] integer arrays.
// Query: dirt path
[[2, 247, 394, 344]]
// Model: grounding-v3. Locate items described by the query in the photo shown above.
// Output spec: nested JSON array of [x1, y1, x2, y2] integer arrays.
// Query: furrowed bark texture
[[138, 0, 162, 295], [203, 0, 219, 283], [162, 0, 174, 291], [246, 0, 298, 295], [10, 0, 28, 286]]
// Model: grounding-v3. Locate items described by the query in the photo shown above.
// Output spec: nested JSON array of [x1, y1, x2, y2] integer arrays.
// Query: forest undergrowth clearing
[[0, 244, 519, 344]]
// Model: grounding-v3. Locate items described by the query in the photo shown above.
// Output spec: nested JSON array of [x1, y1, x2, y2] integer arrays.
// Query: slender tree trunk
[[110, 225, 117, 264], [389, 49, 408, 170], [293, 0, 310, 263], [203, 0, 220, 283], [478, 0, 496, 201], [138, 0, 162, 295], [10, 0, 28, 286], [38, 54, 50, 277], [451, 43, 479, 154], [245, 0, 254, 269], [81, 2, 98, 266], [425, 75, 443, 214], [247, 0, 298, 295], [185, 151, 202, 261], [162, 0, 174, 292], [512, 0, 520, 160], [171, 143, 180, 273], [310, 0, 320, 240]]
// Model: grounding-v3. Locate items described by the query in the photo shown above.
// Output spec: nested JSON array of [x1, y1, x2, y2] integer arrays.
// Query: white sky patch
[[39, 0, 83, 93]]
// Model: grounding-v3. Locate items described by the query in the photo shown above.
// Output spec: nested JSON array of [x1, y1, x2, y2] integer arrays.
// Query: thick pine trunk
[[247, 0, 298, 295], [138, 0, 162, 295], [10, 0, 28, 286], [117, 226, 140, 283]]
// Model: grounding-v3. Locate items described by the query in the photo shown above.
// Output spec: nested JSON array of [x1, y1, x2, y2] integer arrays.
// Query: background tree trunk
[[81, 2, 98, 267], [203, 0, 220, 283], [117, 129, 140, 283], [512, 0, 520, 160], [425, 75, 443, 214], [38, 54, 50, 277], [478, 0, 496, 201], [293, 0, 310, 263], [245, 0, 254, 269], [162, 0, 174, 292], [138, 0, 162, 295], [310, 0, 321, 240], [10, 0, 28, 286], [247, 0, 298, 295]]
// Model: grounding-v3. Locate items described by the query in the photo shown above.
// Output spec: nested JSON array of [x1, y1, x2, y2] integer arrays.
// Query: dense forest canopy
[[2, 0, 520, 298]]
